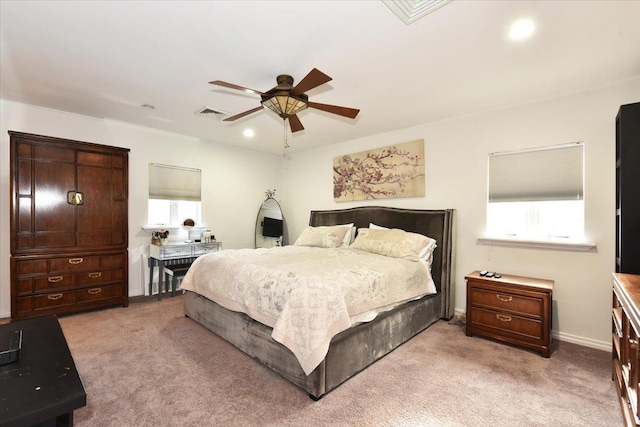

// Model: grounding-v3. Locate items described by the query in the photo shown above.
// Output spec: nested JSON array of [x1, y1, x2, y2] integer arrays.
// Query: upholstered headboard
[[309, 206, 454, 319]]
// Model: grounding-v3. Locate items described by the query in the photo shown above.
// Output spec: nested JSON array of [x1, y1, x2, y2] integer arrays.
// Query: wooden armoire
[[9, 131, 130, 320]]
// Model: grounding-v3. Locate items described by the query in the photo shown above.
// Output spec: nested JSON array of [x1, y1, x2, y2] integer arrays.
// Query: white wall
[[0, 100, 282, 317], [3, 77, 639, 349], [281, 76, 640, 350]]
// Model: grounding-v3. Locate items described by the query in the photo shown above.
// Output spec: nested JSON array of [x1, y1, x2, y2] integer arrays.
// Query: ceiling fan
[[210, 68, 360, 133]]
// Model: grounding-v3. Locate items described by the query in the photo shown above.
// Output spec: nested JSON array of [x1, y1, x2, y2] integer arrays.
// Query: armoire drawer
[[15, 253, 126, 276], [49, 256, 101, 272], [76, 284, 125, 304], [17, 283, 126, 314], [75, 268, 125, 286], [32, 291, 76, 311], [33, 274, 76, 292]]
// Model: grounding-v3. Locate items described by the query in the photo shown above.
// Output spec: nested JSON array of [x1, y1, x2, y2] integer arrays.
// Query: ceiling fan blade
[[307, 101, 360, 119], [288, 114, 305, 133], [209, 80, 266, 96], [291, 68, 332, 96], [223, 106, 264, 121]]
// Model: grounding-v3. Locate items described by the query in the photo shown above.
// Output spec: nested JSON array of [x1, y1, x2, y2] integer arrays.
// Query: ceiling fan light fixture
[[261, 93, 308, 118]]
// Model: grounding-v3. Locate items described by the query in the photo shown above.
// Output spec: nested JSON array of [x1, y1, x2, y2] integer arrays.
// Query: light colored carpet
[[58, 295, 620, 426]]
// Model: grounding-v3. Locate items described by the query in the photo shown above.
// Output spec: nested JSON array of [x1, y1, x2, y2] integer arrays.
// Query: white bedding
[[180, 245, 436, 375]]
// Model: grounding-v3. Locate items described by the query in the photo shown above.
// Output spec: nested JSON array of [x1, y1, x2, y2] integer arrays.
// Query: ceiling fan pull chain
[[282, 119, 290, 157]]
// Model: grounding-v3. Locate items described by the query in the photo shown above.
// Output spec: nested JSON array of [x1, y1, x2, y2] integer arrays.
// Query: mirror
[[182, 218, 195, 242], [255, 193, 284, 248]]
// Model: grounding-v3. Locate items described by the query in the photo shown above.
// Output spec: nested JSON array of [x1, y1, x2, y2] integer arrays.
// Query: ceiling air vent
[[195, 106, 229, 119], [382, 0, 453, 25]]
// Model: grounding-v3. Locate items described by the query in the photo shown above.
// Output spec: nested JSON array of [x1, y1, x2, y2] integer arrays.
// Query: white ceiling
[[1, 1, 639, 156]]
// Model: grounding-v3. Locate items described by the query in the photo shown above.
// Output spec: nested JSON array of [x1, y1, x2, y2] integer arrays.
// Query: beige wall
[[0, 100, 282, 316], [281, 76, 640, 350]]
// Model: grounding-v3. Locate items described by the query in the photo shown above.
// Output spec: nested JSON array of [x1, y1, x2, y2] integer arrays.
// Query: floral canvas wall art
[[333, 139, 425, 201]]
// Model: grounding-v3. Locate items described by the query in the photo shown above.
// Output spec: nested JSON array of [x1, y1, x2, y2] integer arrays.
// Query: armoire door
[[14, 141, 78, 251], [76, 151, 127, 248]]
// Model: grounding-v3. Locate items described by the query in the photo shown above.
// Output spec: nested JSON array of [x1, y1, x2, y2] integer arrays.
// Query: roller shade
[[488, 143, 584, 203], [149, 163, 201, 201]]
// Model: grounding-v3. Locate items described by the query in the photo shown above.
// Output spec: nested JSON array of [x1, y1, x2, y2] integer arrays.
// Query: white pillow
[[335, 223, 356, 247], [351, 228, 430, 261], [294, 225, 350, 248], [369, 223, 437, 262]]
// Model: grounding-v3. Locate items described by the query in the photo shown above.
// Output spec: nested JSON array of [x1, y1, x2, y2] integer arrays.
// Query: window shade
[[488, 143, 583, 202], [149, 163, 201, 201]]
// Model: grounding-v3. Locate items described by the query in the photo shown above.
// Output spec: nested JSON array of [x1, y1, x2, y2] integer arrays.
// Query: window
[[148, 163, 201, 226], [486, 143, 584, 242]]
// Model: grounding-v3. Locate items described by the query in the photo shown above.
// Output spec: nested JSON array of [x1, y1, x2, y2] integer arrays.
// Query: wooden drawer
[[15, 283, 126, 316], [469, 307, 543, 341], [49, 256, 101, 273], [15, 254, 125, 277], [76, 284, 124, 304], [33, 291, 76, 311], [469, 286, 543, 318], [76, 268, 124, 286], [16, 259, 48, 275], [17, 274, 78, 295], [33, 274, 76, 292]]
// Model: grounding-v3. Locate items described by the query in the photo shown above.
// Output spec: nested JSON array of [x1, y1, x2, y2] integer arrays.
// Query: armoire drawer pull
[[496, 294, 513, 302], [88, 288, 102, 295], [47, 293, 63, 300], [68, 258, 84, 264], [496, 314, 512, 322], [88, 272, 102, 279], [47, 276, 63, 283]]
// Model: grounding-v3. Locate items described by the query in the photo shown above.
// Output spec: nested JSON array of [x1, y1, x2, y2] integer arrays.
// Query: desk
[[149, 242, 222, 300], [0, 316, 86, 427]]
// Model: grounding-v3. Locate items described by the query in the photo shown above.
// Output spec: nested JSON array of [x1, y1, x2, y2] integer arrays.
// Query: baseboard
[[0, 309, 10, 320], [454, 309, 610, 352], [552, 330, 610, 352]]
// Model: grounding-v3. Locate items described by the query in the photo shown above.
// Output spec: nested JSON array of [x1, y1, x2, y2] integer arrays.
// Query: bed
[[182, 206, 454, 399]]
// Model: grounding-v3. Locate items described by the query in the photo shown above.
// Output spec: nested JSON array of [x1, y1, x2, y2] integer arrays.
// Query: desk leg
[[158, 261, 165, 301], [149, 259, 155, 297]]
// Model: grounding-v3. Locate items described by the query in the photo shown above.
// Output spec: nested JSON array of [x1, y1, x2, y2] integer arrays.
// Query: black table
[[0, 316, 86, 427]]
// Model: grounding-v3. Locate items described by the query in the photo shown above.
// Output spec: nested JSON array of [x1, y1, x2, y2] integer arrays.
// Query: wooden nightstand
[[465, 271, 554, 357]]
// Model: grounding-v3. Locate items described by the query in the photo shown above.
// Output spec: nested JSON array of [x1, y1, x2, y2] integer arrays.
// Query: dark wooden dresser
[[9, 131, 130, 320], [465, 270, 553, 357], [613, 273, 640, 427]]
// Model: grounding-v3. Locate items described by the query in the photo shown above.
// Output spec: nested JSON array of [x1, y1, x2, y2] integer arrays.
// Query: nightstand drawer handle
[[88, 272, 102, 279], [88, 288, 102, 295], [68, 258, 84, 264], [48, 276, 63, 283], [496, 294, 513, 302], [47, 293, 63, 300], [496, 314, 512, 322]]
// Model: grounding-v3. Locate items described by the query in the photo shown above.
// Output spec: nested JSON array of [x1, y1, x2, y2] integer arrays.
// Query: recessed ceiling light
[[243, 129, 254, 138], [141, 104, 155, 110], [509, 18, 535, 41]]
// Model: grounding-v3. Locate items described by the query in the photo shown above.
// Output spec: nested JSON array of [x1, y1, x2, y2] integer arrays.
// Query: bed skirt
[[184, 289, 442, 399]]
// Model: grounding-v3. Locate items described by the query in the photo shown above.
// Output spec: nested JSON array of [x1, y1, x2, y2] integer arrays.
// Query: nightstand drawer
[[469, 307, 543, 341], [469, 287, 543, 318]]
